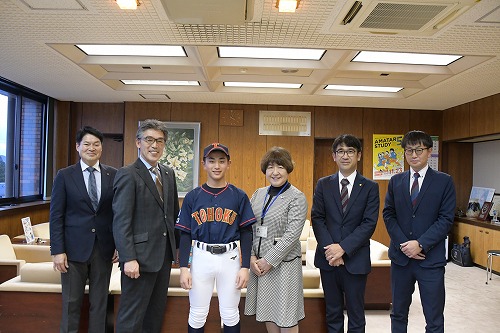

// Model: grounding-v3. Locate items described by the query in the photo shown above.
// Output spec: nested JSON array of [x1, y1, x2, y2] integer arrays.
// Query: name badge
[[255, 226, 268, 238]]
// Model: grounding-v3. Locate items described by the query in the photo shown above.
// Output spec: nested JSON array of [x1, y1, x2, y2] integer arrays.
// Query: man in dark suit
[[383, 130, 456, 333], [312, 134, 379, 333], [50, 126, 118, 333], [113, 119, 179, 333]]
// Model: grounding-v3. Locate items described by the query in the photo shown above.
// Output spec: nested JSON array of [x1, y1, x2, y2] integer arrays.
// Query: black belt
[[196, 241, 237, 254]]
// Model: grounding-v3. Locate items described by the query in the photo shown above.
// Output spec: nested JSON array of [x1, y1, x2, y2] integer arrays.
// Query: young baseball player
[[176, 143, 256, 333]]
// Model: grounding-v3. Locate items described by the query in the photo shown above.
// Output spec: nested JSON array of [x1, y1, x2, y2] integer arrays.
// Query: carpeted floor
[[359, 263, 500, 332]]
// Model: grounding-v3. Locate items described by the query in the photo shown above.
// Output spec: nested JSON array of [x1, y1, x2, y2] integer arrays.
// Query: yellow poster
[[373, 134, 404, 180]]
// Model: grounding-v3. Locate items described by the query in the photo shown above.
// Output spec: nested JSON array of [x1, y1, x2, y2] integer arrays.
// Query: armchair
[[0, 234, 26, 283]]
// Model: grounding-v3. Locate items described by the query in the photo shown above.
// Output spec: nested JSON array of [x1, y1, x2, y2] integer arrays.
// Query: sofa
[[0, 233, 391, 333], [0, 261, 118, 332], [0, 234, 52, 284], [305, 234, 392, 310]]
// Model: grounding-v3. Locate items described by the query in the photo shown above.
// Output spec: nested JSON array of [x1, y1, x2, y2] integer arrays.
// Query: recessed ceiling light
[[325, 85, 402, 93], [224, 82, 302, 89], [218, 46, 325, 60], [76, 45, 186, 57], [121, 80, 199, 86], [352, 51, 461, 66], [276, 0, 300, 13], [116, 0, 139, 10]]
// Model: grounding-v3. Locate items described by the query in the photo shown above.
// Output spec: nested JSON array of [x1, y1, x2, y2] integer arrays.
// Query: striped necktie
[[151, 166, 163, 201], [87, 166, 98, 210], [340, 178, 349, 214], [410, 173, 420, 207]]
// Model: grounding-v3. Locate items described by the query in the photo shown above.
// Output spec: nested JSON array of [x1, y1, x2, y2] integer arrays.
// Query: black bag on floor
[[451, 236, 473, 267]]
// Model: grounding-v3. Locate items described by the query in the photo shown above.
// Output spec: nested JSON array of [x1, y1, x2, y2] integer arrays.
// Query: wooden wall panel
[[100, 137, 124, 169], [81, 103, 124, 135], [363, 108, 410, 246], [409, 110, 443, 138], [442, 104, 470, 141], [314, 106, 363, 139], [442, 142, 473, 211], [0, 203, 50, 238], [218, 104, 267, 196], [314, 139, 336, 190], [469, 93, 500, 137], [123, 102, 172, 165]]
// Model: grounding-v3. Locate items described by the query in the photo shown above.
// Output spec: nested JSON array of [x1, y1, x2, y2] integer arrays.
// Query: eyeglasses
[[142, 136, 166, 145], [335, 149, 357, 157], [404, 147, 428, 156]]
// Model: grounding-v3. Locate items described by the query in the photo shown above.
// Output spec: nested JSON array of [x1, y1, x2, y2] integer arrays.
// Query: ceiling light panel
[[224, 82, 302, 88], [121, 80, 199, 86], [352, 51, 462, 66], [325, 84, 402, 93], [218, 47, 325, 60], [76, 45, 186, 57]]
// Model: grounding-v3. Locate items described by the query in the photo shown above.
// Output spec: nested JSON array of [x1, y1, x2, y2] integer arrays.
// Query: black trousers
[[115, 244, 173, 333], [390, 260, 445, 333], [320, 266, 368, 333], [60, 242, 113, 333]]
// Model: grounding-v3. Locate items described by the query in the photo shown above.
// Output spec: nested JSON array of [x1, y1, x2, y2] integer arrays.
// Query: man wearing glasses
[[383, 130, 456, 333], [113, 119, 180, 332], [312, 134, 379, 333]]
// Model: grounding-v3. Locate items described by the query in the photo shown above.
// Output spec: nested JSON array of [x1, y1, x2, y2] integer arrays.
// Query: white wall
[[473, 140, 500, 192]]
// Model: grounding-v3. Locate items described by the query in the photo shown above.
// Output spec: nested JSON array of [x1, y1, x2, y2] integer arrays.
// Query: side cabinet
[[453, 219, 500, 272]]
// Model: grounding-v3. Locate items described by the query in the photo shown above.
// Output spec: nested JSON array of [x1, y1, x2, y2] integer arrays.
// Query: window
[[0, 78, 47, 204]]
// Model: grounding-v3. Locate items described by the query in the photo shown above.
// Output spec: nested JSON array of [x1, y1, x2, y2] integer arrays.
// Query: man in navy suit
[[383, 130, 456, 333], [312, 134, 379, 333], [113, 119, 179, 333], [50, 126, 118, 332]]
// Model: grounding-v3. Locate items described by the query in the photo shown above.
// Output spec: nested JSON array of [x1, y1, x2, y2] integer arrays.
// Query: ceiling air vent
[[325, 0, 478, 36], [158, 0, 258, 25]]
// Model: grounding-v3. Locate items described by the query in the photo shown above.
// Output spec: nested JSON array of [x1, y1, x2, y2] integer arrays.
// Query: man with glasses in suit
[[113, 119, 180, 333], [312, 134, 379, 333], [384, 130, 456, 333]]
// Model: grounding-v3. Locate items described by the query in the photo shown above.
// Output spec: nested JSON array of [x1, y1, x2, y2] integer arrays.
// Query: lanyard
[[261, 182, 288, 224]]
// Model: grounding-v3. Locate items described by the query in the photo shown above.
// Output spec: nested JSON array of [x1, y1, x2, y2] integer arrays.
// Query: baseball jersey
[[176, 183, 256, 244]]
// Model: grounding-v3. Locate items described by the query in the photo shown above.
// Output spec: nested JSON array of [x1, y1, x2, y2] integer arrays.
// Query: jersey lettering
[[191, 207, 238, 225]]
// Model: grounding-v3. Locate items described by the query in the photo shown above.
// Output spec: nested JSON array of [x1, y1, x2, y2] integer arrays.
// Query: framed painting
[[159, 122, 201, 197]]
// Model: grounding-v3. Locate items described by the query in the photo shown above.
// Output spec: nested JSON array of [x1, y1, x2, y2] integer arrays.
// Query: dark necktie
[[340, 178, 350, 214], [151, 166, 163, 201], [410, 173, 420, 207], [87, 167, 98, 210]]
